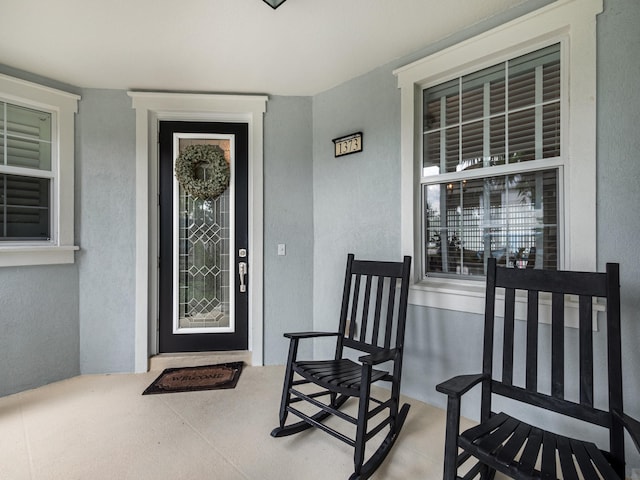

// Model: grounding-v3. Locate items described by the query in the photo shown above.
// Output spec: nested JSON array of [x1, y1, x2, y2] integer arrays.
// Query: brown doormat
[[142, 362, 243, 395]]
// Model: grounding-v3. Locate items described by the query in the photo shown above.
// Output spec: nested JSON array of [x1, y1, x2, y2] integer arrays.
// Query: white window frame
[[394, 0, 602, 316], [0, 74, 80, 267]]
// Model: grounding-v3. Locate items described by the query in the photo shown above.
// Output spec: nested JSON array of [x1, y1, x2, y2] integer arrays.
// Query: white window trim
[[394, 0, 602, 313], [0, 74, 80, 267]]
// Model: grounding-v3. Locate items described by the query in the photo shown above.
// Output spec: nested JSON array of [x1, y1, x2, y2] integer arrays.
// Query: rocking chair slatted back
[[483, 258, 624, 461], [484, 261, 621, 421], [338, 255, 409, 358], [437, 258, 635, 480]]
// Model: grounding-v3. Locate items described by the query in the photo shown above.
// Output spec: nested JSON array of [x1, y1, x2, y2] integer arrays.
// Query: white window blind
[[421, 44, 561, 277], [0, 101, 53, 241]]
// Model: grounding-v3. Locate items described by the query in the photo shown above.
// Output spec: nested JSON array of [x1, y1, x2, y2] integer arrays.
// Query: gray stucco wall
[[0, 66, 81, 398], [73, 92, 315, 372], [76, 89, 136, 374], [0, 88, 140, 382], [313, 63, 400, 364], [74, 92, 313, 372], [263, 96, 314, 364], [0, 265, 79, 396], [596, 0, 640, 468], [312, 63, 402, 361], [310, 0, 640, 471]]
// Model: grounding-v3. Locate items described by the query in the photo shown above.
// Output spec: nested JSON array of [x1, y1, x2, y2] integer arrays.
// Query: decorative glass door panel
[[158, 121, 249, 353], [173, 135, 234, 334]]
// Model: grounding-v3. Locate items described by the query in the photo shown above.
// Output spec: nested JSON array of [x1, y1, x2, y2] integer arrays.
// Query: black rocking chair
[[437, 257, 640, 480], [271, 253, 412, 480]]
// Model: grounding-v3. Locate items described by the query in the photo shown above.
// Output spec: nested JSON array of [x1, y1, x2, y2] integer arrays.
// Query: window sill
[[0, 245, 79, 267], [409, 278, 604, 329], [409, 278, 486, 314]]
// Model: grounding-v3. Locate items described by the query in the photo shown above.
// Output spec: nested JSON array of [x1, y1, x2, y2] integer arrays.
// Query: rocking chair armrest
[[283, 331, 341, 340], [359, 348, 398, 365], [436, 373, 489, 398], [613, 409, 640, 453]]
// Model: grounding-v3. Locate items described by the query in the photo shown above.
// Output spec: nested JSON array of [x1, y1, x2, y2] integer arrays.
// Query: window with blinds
[[421, 43, 560, 277], [0, 101, 52, 241]]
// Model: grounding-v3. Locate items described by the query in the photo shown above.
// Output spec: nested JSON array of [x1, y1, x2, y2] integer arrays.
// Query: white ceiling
[[1, 0, 532, 96]]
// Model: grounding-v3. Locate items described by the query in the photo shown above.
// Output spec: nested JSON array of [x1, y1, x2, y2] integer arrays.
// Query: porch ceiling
[[1, 0, 534, 96]]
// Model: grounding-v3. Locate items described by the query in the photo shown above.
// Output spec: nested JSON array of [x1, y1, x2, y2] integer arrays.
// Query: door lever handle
[[238, 262, 247, 292]]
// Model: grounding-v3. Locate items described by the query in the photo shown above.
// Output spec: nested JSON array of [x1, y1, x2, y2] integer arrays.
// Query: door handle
[[238, 262, 247, 292]]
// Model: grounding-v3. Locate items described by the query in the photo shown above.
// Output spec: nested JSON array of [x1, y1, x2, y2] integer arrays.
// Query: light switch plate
[[277, 244, 286, 256]]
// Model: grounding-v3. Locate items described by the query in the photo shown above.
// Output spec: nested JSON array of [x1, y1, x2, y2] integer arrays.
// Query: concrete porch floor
[[0, 365, 502, 480]]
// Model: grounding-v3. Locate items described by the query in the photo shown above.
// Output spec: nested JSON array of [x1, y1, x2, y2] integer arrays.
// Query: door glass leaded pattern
[[177, 139, 231, 330], [422, 43, 560, 277]]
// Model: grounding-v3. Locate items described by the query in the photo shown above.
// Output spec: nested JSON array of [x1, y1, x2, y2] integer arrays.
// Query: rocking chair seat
[[294, 359, 389, 396], [459, 412, 621, 479]]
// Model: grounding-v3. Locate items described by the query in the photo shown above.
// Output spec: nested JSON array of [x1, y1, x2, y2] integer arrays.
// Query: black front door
[[158, 121, 249, 352]]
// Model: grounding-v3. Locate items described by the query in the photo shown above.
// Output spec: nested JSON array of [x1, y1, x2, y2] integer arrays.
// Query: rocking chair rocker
[[271, 253, 412, 480]]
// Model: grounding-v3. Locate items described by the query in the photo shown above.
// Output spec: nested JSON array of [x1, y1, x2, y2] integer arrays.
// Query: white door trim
[[128, 92, 268, 372]]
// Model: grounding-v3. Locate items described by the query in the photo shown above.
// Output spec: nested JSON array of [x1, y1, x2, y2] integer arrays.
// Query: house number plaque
[[332, 132, 363, 158]]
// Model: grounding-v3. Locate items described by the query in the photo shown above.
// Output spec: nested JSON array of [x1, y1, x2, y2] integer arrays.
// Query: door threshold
[[148, 351, 251, 371]]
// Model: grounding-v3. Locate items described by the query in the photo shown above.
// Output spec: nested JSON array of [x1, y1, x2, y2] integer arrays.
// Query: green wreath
[[175, 144, 230, 200]]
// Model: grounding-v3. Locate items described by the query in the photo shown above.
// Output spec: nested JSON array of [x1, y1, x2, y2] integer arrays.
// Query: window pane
[[458, 179, 485, 275], [543, 59, 561, 102], [507, 102, 561, 161], [424, 43, 561, 177], [424, 80, 460, 174], [6, 104, 51, 141], [424, 183, 460, 274], [423, 168, 558, 277], [490, 115, 506, 165], [461, 82, 483, 123], [461, 121, 483, 170], [508, 68, 535, 111], [543, 103, 560, 158], [423, 131, 441, 175], [445, 91, 459, 127], [444, 127, 459, 173], [462, 63, 505, 122], [6, 136, 52, 170], [490, 77, 506, 116], [0, 104, 4, 165], [508, 107, 536, 162], [509, 44, 560, 110], [424, 79, 458, 131], [424, 184, 442, 272], [0, 174, 50, 240], [424, 179, 485, 276], [4, 103, 52, 170], [424, 92, 442, 131], [445, 127, 460, 172], [505, 170, 558, 270]]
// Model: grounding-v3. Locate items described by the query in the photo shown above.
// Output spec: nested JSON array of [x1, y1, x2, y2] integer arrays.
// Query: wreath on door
[[174, 144, 230, 200]]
